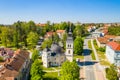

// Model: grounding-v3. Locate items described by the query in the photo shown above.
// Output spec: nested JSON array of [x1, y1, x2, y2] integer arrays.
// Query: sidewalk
[[80, 60, 85, 80], [91, 39, 106, 80]]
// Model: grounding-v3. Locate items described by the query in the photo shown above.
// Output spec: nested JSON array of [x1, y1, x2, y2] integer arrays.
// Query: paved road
[[83, 38, 96, 80]]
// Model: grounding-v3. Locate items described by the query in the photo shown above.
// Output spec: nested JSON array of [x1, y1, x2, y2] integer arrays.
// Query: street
[[83, 38, 96, 80]]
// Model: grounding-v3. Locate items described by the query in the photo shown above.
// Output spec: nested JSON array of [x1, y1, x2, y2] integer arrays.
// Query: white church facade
[[42, 27, 73, 67]]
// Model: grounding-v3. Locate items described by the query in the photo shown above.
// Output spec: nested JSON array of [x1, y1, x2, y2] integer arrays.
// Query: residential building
[[106, 41, 120, 66], [44, 31, 54, 40], [0, 49, 30, 80], [56, 30, 65, 39], [96, 35, 116, 47], [0, 48, 14, 61]]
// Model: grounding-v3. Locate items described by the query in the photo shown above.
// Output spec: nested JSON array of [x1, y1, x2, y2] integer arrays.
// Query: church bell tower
[[65, 25, 73, 62]]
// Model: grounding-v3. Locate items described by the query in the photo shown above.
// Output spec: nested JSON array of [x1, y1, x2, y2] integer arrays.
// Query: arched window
[[70, 45, 71, 48], [68, 44, 69, 47], [68, 50, 70, 54]]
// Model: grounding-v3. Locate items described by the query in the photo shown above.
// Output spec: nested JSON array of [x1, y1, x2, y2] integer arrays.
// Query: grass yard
[[93, 40, 111, 66], [43, 72, 59, 80], [88, 40, 96, 60], [74, 54, 84, 60]]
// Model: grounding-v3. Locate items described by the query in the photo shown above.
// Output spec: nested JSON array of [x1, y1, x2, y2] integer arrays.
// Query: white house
[[106, 41, 120, 66]]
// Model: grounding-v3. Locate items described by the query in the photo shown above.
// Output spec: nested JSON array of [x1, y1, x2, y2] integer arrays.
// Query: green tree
[[1, 27, 9, 47], [60, 61, 80, 80], [41, 38, 52, 49], [74, 37, 83, 55], [30, 60, 43, 80], [27, 32, 39, 48], [106, 64, 118, 80], [32, 49, 39, 62], [53, 32, 60, 43], [62, 33, 67, 49]]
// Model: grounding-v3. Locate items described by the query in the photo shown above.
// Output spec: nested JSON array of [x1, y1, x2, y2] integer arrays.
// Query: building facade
[[106, 41, 120, 66], [65, 28, 73, 62], [42, 27, 73, 67], [0, 49, 30, 80]]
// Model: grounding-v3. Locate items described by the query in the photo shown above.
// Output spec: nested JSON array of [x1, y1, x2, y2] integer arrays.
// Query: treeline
[[0, 21, 40, 48], [108, 26, 120, 36], [0, 21, 88, 49]]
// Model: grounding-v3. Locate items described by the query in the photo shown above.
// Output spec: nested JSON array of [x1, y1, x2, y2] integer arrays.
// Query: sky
[[0, 0, 120, 24]]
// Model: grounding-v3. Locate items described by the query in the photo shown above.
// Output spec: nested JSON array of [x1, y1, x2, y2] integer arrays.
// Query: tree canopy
[[74, 36, 83, 55], [60, 61, 80, 80], [31, 49, 39, 62], [27, 32, 39, 48], [106, 64, 118, 80], [108, 26, 120, 36], [30, 60, 44, 80]]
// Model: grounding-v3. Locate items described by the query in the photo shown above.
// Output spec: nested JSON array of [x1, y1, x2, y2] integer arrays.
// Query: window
[[70, 45, 71, 48], [68, 44, 69, 47], [68, 50, 71, 54]]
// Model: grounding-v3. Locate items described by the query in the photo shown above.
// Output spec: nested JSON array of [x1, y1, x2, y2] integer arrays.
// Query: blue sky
[[0, 0, 120, 24]]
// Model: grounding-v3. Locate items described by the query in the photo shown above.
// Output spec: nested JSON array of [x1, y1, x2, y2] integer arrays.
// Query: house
[[106, 41, 120, 66], [42, 27, 73, 68], [87, 26, 96, 32], [56, 30, 65, 39], [44, 31, 55, 40], [96, 35, 116, 47], [0, 49, 30, 80], [0, 48, 14, 61]]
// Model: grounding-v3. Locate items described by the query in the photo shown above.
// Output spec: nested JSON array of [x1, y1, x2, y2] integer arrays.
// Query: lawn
[[38, 58, 60, 80], [43, 72, 59, 80], [74, 54, 84, 60], [88, 40, 96, 60], [93, 40, 111, 66]]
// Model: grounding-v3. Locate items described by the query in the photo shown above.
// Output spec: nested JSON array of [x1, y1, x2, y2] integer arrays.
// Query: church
[[42, 27, 73, 68]]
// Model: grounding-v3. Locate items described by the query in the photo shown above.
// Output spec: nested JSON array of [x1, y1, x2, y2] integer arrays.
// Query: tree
[[53, 32, 60, 43], [41, 38, 52, 49], [106, 64, 118, 80], [27, 32, 39, 48], [32, 49, 39, 62], [1, 27, 9, 47], [74, 37, 83, 55], [60, 61, 80, 80], [62, 33, 67, 49], [30, 60, 43, 80]]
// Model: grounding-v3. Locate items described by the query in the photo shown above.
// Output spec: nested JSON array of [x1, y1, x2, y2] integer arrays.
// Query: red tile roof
[[56, 30, 65, 33], [97, 35, 116, 44], [0, 49, 30, 80], [107, 41, 120, 51]]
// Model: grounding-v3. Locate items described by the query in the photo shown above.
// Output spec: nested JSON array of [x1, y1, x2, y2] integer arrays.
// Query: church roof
[[51, 43, 62, 54]]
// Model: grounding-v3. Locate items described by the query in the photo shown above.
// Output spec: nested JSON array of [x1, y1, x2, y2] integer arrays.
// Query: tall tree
[[41, 38, 52, 49], [106, 64, 118, 80], [30, 60, 43, 80], [60, 61, 80, 80], [27, 32, 39, 48], [53, 32, 60, 43], [32, 49, 39, 62], [74, 36, 83, 55], [1, 27, 9, 47], [62, 33, 67, 49]]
